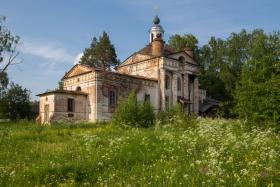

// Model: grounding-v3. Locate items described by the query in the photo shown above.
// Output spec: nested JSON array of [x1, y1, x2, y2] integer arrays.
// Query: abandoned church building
[[37, 16, 205, 123]]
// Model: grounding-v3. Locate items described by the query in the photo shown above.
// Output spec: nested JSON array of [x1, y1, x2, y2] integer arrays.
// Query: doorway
[[44, 104, 49, 123]]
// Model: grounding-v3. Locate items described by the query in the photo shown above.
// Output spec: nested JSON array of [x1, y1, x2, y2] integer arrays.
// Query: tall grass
[[0, 118, 279, 186]]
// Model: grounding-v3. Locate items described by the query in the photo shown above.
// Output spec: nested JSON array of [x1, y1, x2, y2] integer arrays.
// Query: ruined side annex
[[37, 16, 200, 123]]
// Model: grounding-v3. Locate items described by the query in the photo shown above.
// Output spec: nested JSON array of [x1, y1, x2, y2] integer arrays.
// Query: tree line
[[169, 30, 280, 125]]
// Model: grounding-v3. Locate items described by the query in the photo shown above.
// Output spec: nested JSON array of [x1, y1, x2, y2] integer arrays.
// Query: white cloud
[[20, 39, 75, 63], [74, 52, 83, 64]]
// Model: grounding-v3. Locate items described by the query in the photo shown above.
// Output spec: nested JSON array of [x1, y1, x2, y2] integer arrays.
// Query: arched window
[[177, 77, 182, 91], [165, 75, 170, 89], [178, 56, 185, 63], [76, 86, 81, 91]]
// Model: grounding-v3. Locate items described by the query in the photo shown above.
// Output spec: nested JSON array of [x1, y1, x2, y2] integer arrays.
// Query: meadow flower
[[241, 169, 249, 176]]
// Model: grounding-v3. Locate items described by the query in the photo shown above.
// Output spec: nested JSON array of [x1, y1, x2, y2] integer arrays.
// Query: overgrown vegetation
[[112, 91, 155, 128], [0, 119, 280, 186], [156, 104, 197, 129], [169, 30, 280, 124]]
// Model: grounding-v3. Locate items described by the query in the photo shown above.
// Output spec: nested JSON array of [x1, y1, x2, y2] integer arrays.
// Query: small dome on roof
[[153, 15, 160, 24], [149, 15, 164, 43]]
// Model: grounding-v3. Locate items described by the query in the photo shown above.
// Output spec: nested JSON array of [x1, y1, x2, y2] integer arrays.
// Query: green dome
[[153, 15, 160, 24]]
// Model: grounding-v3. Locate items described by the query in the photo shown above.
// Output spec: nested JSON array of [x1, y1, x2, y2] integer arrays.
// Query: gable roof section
[[62, 63, 157, 82], [166, 51, 197, 65], [118, 53, 156, 68], [118, 43, 174, 68], [63, 64, 94, 79]]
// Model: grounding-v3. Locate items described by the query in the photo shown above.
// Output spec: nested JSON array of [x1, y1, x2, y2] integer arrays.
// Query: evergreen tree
[[80, 32, 119, 70]]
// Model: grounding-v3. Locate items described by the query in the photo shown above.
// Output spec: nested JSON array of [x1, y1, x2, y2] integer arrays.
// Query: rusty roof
[[37, 90, 88, 97]]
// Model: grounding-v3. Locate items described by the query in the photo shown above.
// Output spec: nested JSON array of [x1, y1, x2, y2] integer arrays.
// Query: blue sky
[[1, 0, 279, 100]]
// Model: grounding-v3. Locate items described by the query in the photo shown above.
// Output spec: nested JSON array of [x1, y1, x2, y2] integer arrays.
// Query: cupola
[[149, 15, 164, 43]]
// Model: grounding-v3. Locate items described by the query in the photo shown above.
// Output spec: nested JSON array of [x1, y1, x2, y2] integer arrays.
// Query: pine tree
[[80, 32, 119, 70]]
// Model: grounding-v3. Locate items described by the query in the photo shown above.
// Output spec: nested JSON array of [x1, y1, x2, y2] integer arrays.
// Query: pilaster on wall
[[159, 68, 166, 110], [96, 80, 103, 121], [183, 73, 189, 99], [172, 73, 178, 106], [194, 77, 199, 114], [88, 81, 97, 122], [157, 68, 161, 111]]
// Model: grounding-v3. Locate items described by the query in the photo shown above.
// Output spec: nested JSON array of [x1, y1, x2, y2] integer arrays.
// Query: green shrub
[[112, 91, 155, 128], [156, 104, 197, 129], [138, 100, 155, 128]]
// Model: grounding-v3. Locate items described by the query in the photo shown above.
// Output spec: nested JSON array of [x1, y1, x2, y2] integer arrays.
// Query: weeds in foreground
[[0, 118, 280, 186]]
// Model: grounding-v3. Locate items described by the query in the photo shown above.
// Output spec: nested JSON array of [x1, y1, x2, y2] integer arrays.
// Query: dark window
[[76, 86, 81, 91], [165, 96, 169, 109], [144, 94, 150, 102], [109, 90, 116, 106], [67, 98, 74, 112], [165, 75, 170, 89], [177, 77, 182, 91]]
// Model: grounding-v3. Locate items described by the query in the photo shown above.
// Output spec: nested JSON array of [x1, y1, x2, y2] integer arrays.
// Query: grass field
[[0, 118, 279, 186]]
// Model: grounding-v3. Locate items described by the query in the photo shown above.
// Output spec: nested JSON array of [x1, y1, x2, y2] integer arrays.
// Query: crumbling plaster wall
[[39, 94, 55, 123], [39, 93, 87, 123], [63, 72, 97, 122], [117, 57, 161, 79], [96, 71, 159, 121], [52, 93, 87, 122]]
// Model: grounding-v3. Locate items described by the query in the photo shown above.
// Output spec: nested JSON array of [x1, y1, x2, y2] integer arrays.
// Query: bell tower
[[149, 15, 164, 43]]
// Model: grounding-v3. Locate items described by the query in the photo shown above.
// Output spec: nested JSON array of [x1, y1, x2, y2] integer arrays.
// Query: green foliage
[[138, 100, 156, 128], [112, 91, 155, 128], [156, 104, 197, 129], [0, 16, 20, 73], [0, 119, 280, 186], [80, 32, 120, 70], [168, 33, 199, 61], [169, 29, 280, 121], [0, 71, 8, 97], [0, 83, 31, 119], [0, 16, 21, 114], [234, 31, 280, 125]]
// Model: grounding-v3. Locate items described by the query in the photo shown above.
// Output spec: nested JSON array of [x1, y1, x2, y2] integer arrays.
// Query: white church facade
[[37, 16, 200, 123]]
